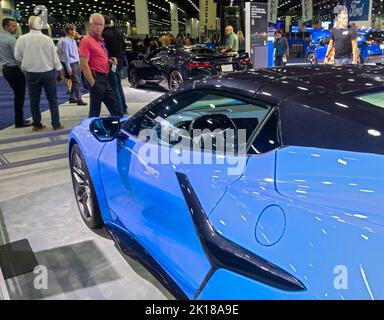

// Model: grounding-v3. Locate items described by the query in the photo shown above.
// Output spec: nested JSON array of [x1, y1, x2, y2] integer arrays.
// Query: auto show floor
[[0, 79, 171, 299]]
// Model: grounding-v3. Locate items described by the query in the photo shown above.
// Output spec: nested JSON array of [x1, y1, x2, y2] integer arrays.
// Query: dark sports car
[[69, 65, 384, 299], [128, 46, 253, 91]]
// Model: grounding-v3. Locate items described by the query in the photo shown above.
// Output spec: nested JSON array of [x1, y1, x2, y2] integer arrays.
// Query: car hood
[[275, 146, 384, 227], [310, 29, 331, 42]]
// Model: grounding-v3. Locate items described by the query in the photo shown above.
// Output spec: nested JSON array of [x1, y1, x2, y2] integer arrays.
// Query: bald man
[[79, 13, 122, 118], [221, 25, 239, 55]]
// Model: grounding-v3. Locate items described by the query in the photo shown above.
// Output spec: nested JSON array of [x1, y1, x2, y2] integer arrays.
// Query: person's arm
[[221, 41, 233, 53], [284, 38, 289, 58], [79, 37, 95, 87], [80, 57, 95, 88], [351, 28, 359, 64], [14, 37, 24, 63], [51, 40, 64, 80], [9, 38, 16, 57], [61, 41, 72, 75], [324, 39, 334, 64], [352, 39, 359, 64]]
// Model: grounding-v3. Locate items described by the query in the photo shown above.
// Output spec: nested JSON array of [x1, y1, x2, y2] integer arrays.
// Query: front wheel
[[168, 70, 183, 91], [70, 144, 103, 229], [129, 67, 140, 88], [306, 52, 318, 65]]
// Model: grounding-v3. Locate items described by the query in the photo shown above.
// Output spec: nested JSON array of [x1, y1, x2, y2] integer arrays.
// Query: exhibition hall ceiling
[[11, 0, 384, 26]]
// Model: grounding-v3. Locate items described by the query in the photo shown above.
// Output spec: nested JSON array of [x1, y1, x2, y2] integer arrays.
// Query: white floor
[[0, 80, 171, 300]]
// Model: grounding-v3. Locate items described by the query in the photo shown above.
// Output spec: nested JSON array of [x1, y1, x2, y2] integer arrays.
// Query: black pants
[[25, 70, 61, 128], [2, 66, 26, 125], [89, 73, 123, 118], [108, 70, 127, 113]]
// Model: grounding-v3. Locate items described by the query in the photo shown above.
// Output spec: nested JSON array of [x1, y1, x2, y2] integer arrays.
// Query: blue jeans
[[274, 56, 286, 67], [108, 70, 127, 113], [334, 58, 352, 65], [25, 70, 61, 128]]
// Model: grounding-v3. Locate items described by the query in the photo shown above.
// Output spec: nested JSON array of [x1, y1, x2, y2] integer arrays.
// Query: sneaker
[[32, 124, 46, 132], [77, 100, 87, 106], [66, 90, 71, 94], [52, 125, 65, 131], [69, 99, 78, 104]]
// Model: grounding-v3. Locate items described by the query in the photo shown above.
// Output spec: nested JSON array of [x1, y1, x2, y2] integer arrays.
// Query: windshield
[[365, 31, 384, 43], [357, 91, 384, 108]]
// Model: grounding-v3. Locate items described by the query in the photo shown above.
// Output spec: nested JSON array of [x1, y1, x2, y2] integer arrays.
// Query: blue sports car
[[306, 29, 384, 65], [69, 65, 384, 299]]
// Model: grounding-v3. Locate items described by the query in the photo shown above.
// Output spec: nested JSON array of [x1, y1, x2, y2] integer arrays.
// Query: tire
[[306, 52, 318, 65], [168, 70, 183, 91], [70, 144, 103, 229], [129, 67, 140, 88]]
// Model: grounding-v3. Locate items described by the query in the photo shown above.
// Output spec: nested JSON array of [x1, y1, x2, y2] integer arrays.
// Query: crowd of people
[[0, 13, 128, 132], [0, 13, 251, 132], [131, 26, 245, 56]]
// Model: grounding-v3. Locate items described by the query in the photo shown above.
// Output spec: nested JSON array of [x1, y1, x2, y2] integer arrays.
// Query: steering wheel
[[188, 114, 239, 153]]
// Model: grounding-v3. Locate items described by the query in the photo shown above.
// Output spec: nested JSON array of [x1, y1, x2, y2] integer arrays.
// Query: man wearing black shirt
[[325, 9, 358, 65], [102, 15, 127, 114]]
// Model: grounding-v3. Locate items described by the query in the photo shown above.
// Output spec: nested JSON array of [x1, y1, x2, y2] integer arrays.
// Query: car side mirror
[[90, 117, 121, 142]]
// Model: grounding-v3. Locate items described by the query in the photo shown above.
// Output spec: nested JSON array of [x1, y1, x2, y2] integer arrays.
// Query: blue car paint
[[69, 116, 384, 299], [97, 132, 246, 298], [209, 146, 384, 299], [306, 29, 384, 63], [69, 67, 384, 299]]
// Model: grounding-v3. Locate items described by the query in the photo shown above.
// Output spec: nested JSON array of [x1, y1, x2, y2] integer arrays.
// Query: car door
[[317, 36, 330, 60], [98, 89, 273, 298]]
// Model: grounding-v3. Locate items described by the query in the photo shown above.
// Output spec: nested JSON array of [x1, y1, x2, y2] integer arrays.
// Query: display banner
[[250, 2, 268, 47], [199, 0, 217, 30], [246, 2, 268, 69], [301, 0, 313, 23], [346, 0, 371, 22], [268, 0, 278, 24]]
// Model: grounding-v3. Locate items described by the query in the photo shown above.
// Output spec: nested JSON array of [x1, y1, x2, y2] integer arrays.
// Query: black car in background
[[128, 46, 253, 91]]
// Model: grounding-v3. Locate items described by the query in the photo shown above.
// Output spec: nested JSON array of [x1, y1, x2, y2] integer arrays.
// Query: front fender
[[68, 118, 112, 223]]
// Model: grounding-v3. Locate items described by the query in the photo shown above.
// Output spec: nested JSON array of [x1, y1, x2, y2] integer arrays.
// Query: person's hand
[[67, 69, 73, 76], [89, 78, 96, 88], [57, 71, 64, 81], [109, 57, 118, 65]]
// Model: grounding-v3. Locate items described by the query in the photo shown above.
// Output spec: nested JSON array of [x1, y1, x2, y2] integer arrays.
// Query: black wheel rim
[[307, 53, 316, 65], [130, 70, 137, 86], [169, 71, 183, 90], [71, 151, 93, 222]]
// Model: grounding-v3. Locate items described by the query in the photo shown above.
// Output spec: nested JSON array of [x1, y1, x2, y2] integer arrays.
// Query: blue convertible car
[[69, 65, 384, 299], [306, 29, 384, 65]]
